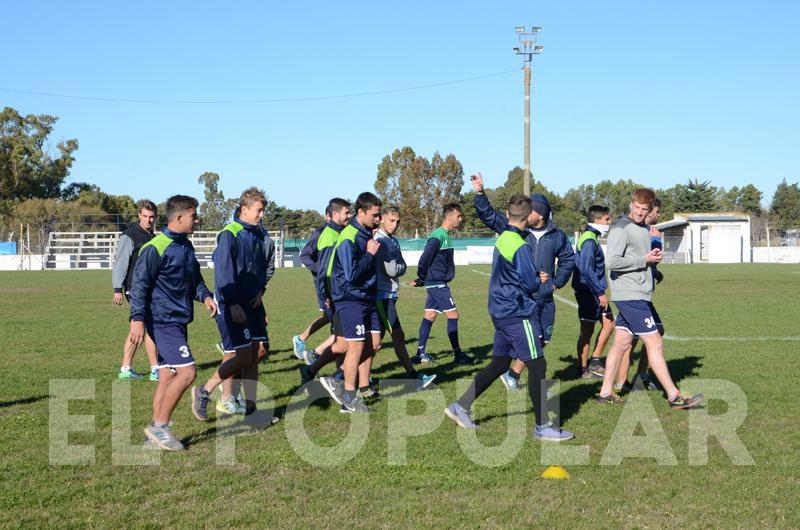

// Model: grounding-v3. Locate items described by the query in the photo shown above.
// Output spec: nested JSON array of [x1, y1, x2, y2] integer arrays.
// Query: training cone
[[541, 465, 570, 480]]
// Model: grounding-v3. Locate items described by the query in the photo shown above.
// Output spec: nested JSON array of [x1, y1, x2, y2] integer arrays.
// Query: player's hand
[[113, 293, 124, 305], [598, 294, 609, 310], [264, 311, 269, 326], [408, 279, 422, 287], [128, 321, 145, 346], [366, 239, 381, 255], [645, 248, 663, 264], [538, 271, 550, 283], [249, 294, 263, 309], [470, 173, 485, 193], [649, 225, 662, 238], [230, 303, 245, 324], [324, 298, 331, 309], [654, 270, 664, 284], [205, 297, 218, 318]]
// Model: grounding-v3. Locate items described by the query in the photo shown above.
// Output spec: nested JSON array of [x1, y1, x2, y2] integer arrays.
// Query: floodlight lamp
[[532, 26, 542, 33], [534, 45, 544, 53], [513, 47, 520, 53], [515, 26, 525, 33]]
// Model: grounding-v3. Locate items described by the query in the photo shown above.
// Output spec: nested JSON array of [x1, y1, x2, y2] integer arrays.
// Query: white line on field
[[469, 269, 799, 342]]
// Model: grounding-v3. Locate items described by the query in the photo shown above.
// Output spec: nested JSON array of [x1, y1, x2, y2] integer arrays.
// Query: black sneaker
[[596, 392, 625, 405], [191, 386, 210, 421], [454, 352, 476, 365], [668, 393, 704, 410], [588, 358, 605, 378]]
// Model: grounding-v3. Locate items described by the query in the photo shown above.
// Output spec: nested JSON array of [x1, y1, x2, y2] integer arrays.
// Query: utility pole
[[513, 26, 543, 196]]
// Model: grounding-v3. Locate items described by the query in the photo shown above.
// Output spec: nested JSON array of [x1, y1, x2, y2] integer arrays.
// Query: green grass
[[1, 264, 799, 528]]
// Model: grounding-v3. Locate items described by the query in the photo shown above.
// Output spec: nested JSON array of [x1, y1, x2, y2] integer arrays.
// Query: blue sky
[[2, 0, 798, 211]]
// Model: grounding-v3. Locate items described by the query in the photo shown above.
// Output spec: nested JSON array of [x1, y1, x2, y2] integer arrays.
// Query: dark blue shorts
[[145, 322, 195, 368], [425, 286, 456, 313], [533, 300, 556, 344], [216, 303, 269, 354], [614, 300, 661, 336], [332, 300, 382, 341], [492, 317, 544, 362], [377, 297, 402, 331], [575, 289, 614, 323]]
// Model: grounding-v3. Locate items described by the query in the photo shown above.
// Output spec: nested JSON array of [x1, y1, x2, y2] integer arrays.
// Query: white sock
[[151, 365, 159, 371], [120, 365, 131, 372]]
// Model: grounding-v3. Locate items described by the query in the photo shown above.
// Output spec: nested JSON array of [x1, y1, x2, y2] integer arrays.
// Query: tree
[[375, 147, 464, 235], [0, 107, 79, 201], [197, 171, 237, 230], [716, 184, 762, 215], [674, 179, 718, 212], [770, 179, 800, 231]]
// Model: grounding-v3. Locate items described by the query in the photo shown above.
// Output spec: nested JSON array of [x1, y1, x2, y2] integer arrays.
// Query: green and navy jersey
[[488, 225, 542, 320], [129, 227, 212, 324], [327, 219, 377, 303], [571, 226, 608, 296], [314, 221, 345, 301], [416, 226, 455, 286], [212, 217, 269, 307]]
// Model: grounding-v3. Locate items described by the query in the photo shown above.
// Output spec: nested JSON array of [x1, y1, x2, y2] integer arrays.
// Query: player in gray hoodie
[[597, 188, 703, 410]]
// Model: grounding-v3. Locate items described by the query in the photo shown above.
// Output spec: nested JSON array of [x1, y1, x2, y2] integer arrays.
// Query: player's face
[[597, 213, 611, 225], [527, 210, 544, 228], [645, 206, 660, 225], [332, 207, 351, 226], [138, 209, 156, 231], [359, 205, 382, 230], [382, 213, 400, 236], [629, 200, 652, 225], [447, 210, 464, 229], [174, 207, 199, 234], [240, 202, 265, 226]]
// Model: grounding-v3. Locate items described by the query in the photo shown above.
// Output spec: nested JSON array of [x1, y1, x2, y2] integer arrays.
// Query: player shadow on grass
[[182, 404, 288, 447], [0, 394, 48, 409]]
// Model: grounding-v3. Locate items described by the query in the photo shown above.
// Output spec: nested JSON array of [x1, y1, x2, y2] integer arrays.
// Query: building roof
[[674, 212, 750, 223]]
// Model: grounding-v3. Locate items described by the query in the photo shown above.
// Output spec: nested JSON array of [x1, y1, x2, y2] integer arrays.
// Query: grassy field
[[1, 264, 799, 528]]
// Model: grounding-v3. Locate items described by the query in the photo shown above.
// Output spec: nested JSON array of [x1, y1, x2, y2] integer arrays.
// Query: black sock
[[344, 390, 356, 403], [526, 357, 547, 426], [457, 357, 511, 410], [359, 385, 369, 393], [509, 369, 521, 380]]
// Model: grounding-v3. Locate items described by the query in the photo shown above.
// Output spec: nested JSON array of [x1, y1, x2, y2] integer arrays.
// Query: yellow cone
[[541, 465, 570, 480]]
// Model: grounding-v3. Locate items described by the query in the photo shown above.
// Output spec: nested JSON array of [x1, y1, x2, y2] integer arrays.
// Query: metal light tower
[[513, 26, 543, 196]]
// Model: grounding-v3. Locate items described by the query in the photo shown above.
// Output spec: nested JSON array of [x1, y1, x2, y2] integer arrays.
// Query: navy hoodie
[[416, 226, 456, 286], [489, 226, 542, 320], [474, 193, 575, 301], [571, 226, 608, 296], [213, 218, 270, 307], [328, 219, 377, 303]]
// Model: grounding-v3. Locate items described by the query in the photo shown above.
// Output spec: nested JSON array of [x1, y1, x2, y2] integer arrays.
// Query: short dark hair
[[652, 197, 662, 209], [165, 195, 199, 221], [507, 194, 532, 222], [354, 192, 382, 213], [442, 202, 462, 217], [327, 197, 351, 216], [137, 199, 157, 213], [382, 205, 401, 217], [587, 205, 610, 222]]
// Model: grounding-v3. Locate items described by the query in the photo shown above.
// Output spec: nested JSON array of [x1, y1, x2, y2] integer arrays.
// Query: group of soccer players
[[116, 177, 702, 451]]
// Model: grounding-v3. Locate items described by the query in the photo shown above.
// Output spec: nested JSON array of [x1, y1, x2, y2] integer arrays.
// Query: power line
[[0, 69, 518, 105]]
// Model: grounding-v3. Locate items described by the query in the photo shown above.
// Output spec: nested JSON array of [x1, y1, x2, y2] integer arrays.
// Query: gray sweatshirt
[[607, 215, 655, 302], [375, 229, 406, 298]]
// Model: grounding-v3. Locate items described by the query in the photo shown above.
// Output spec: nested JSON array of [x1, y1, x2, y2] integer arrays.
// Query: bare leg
[[600, 331, 634, 397], [577, 321, 596, 369], [153, 365, 196, 425], [203, 347, 249, 394], [121, 337, 138, 368], [342, 340, 365, 392], [299, 314, 330, 342], [144, 333, 158, 368], [638, 333, 680, 400], [311, 334, 336, 355], [590, 314, 615, 360], [218, 352, 236, 400]]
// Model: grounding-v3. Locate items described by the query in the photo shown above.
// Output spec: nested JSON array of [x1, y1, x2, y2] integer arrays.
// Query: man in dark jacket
[[112, 199, 158, 381], [471, 174, 575, 390]]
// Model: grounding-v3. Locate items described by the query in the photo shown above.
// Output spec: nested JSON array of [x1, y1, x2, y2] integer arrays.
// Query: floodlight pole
[[514, 26, 543, 196]]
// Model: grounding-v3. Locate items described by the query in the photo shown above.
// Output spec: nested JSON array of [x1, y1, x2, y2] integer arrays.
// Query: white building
[[657, 212, 751, 264]]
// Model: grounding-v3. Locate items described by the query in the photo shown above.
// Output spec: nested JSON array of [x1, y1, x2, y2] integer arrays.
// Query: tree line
[[2, 106, 799, 248]]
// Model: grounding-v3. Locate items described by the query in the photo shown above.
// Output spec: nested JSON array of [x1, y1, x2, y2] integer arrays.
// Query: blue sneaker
[[500, 371, 519, 390], [414, 353, 434, 364], [149, 368, 159, 382], [191, 386, 210, 421], [292, 335, 306, 360], [417, 373, 437, 390], [533, 422, 575, 442], [302, 348, 318, 366], [444, 402, 477, 429]]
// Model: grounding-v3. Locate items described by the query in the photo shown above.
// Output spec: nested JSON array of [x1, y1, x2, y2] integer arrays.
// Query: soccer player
[[471, 173, 575, 388], [112, 199, 159, 381], [128, 195, 217, 451], [375, 206, 436, 389], [615, 197, 664, 391], [444, 195, 574, 441], [293, 200, 351, 363], [325, 192, 383, 413], [192, 188, 271, 420], [597, 189, 703, 409], [411, 203, 475, 365], [572, 205, 615, 379]]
